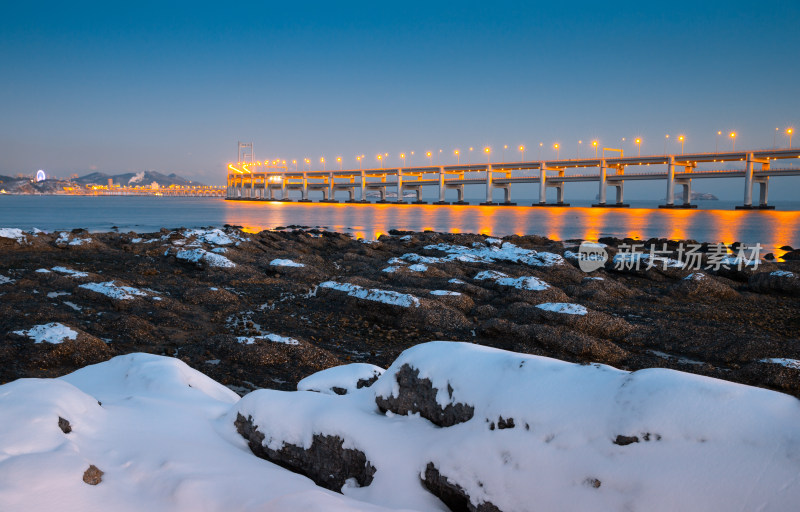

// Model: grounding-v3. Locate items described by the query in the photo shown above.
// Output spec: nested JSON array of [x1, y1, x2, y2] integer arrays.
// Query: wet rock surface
[[1, 227, 800, 398]]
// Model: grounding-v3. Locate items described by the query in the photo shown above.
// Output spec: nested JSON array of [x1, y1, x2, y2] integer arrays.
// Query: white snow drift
[[2, 343, 800, 511]]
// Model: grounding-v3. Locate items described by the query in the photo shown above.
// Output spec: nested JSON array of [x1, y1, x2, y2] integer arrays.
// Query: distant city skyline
[[1, 1, 797, 199]]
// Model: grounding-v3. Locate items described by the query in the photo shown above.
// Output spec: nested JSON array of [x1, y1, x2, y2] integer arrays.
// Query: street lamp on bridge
[[634, 138, 642, 157], [553, 143, 560, 159], [592, 140, 598, 157], [730, 132, 737, 151], [400, 153, 406, 167], [426, 151, 432, 165], [484, 146, 491, 163], [519, 145, 525, 161], [788, 128, 794, 148], [678, 135, 685, 155], [454, 149, 460, 165], [336, 156, 342, 170]]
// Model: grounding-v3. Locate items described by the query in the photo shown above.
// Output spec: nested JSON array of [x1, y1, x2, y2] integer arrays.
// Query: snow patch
[[297, 363, 385, 395], [430, 290, 461, 296], [79, 281, 149, 300], [13, 322, 78, 344], [52, 266, 89, 278], [536, 302, 588, 315], [236, 334, 300, 346], [760, 358, 800, 370], [176, 248, 236, 268], [270, 258, 305, 268], [0, 228, 26, 243], [320, 281, 420, 308]]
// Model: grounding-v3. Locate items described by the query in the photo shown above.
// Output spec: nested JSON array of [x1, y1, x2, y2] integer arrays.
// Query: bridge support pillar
[[358, 171, 368, 202], [593, 162, 629, 207], [298, 172, 311, 202], [480, 165, 496, 205], [396, 169, 406, 203], [736, 153, 774, 209], [537, 164, 547, 204], [434, 167, 449, 204], [592, 160, 608, 206]]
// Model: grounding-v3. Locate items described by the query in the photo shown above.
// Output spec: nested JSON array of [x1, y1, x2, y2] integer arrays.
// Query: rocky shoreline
[[1, 226, 799, 398]]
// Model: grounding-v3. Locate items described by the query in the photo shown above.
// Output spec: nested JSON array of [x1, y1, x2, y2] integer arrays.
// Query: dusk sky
[[1, 1, 798, 198]]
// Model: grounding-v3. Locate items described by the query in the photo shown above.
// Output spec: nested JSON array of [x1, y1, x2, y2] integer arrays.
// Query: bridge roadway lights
[[531, 202, 570, 207], [591, 202, 630, 208], [735, 204, 776, 210]]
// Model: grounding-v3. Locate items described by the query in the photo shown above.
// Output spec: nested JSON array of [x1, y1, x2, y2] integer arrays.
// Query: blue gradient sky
[[1, 1, 798, 198]]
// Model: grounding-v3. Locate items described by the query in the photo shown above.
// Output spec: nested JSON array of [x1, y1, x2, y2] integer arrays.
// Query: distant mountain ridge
[[74, 170, 201, 187], [0, 170, 204, 194]]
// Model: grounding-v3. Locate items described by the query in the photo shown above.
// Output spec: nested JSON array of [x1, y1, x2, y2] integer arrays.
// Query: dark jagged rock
[[422, 462, 502, 512], [82, 465, 104, 485], [58, 416, 72, 434], [234, 413, 376, 491], [375, 364, 475, 427]]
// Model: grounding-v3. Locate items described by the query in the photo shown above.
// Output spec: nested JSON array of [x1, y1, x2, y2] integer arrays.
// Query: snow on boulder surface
[[78, 281, 148, 300], [298, 363, 385, 395], [13, 323, 78, 344], [176, 248, 236, 268], [270, 258, 305, 268], [0, 228, 26, 243], [319, 281, 420, 308], [0, 353, 392, 512], [235, 341, 800, 512]]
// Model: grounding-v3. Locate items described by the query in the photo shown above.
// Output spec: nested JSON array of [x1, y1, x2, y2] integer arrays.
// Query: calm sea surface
[[2, 196, 800, 251]]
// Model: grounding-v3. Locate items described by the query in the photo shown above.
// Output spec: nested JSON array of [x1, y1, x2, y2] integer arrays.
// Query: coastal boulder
[[748, 270, 800, 296]]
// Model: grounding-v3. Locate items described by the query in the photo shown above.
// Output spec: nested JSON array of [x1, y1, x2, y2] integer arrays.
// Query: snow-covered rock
[[0, 228, 26, 244], [176, 248, 236, 268], [319, 281, 420, 308], [233, 341, 800, 512], [270, 258, 305, 268], [3, 344, 800, 512]]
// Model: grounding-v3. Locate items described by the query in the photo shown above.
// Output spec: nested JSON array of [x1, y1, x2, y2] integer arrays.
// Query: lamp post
[[716, 131, 721, 152], [553, 143, 560, 159], [377, 154, 383, 169], [292, 160, 297, 172], [592, 140, 598, 157], [678, 135, 685, 155], [426, 151, 432, 165], [336, 156, 342, 170], [539, 142, 543, 160], [469, 147, 473, 164], [664, 134, 669, 154], [320, 157, 326, 171], [634, 138, 641, 157], [484, 146, 491, 163], [775, 127, 779, 149], [454, 149, 460, 165], [788, 128, 794, 148], [356, 156, 362, 170], [730, 132, 737, 151], [577, 140, 582, 159], [518, 145, 525, 161], [400, 153, 406, 167], [503, 144, 507, 162]]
